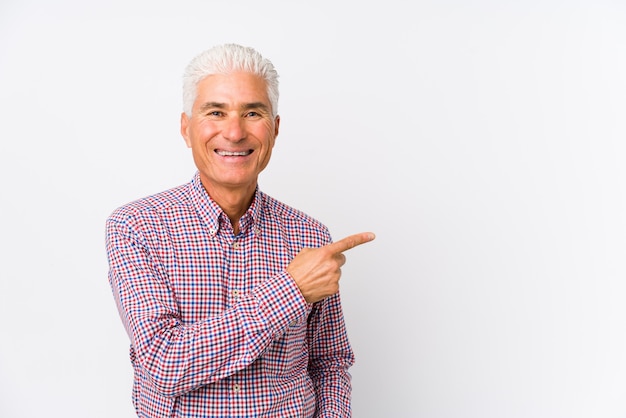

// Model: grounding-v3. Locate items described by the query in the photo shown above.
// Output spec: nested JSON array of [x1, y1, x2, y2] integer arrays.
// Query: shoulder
[[261, 192, 326, 228], [107, 182, 190, 227], [260, 192, 332, 243]]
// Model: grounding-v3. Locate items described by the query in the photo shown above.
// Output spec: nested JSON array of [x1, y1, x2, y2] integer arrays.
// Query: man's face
[[181, 71, 279, 196]]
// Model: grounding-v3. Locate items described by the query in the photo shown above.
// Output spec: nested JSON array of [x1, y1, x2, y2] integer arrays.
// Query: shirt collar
[[189, 171, 263, 237]]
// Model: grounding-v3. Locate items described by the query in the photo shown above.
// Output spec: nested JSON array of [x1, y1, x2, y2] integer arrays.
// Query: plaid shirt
[[105, 172, 354, 417]]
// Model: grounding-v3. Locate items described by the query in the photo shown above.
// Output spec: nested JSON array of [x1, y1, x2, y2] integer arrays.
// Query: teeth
[[217, 150, 250, 156]]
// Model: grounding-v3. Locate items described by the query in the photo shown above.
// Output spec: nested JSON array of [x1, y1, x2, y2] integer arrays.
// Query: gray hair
[[182, 43, 280, 117]]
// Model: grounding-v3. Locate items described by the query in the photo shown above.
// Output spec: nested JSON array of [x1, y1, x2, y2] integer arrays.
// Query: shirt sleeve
[[307, 292, 356, 417], [105, 214, 309, 398]]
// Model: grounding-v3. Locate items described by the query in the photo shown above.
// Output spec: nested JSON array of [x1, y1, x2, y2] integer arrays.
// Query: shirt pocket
[[261, 308, 312, 376]]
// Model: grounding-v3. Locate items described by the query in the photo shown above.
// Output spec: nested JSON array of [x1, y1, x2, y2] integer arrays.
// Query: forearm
[[310, 363, 353, 417], [113, 269, 308, 397], [307, 295, 355, 417]]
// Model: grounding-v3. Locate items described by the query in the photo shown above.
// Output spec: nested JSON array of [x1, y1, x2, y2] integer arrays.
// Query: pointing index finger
[[328, 232, 376, 254]]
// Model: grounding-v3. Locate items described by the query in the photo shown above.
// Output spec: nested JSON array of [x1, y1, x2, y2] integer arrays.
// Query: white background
[[1, 1, 625, 417]]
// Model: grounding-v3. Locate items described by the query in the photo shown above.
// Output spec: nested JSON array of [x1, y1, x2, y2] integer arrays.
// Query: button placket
[[229, 237, 244, 305]]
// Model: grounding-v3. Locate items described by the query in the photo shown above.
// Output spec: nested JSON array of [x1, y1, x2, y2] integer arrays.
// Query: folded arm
[[106, 217, 307, 398]]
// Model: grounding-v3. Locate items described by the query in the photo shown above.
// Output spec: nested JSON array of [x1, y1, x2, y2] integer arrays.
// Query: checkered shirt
[[105, 172, 354, 417]]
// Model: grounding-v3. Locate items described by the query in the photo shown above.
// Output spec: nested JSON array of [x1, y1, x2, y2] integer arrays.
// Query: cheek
[[258, 143, 274, 169], [191, 120, 218, 142]]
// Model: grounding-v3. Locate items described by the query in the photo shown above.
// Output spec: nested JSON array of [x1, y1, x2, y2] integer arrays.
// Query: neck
[[200, 179, 256, 235]]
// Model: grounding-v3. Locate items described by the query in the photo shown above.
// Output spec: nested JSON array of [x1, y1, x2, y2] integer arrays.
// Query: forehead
[[194, 71, 269, 107]]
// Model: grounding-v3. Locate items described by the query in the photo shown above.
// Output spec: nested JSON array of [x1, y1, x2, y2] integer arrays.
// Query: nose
[[222, 116, 245, 142]]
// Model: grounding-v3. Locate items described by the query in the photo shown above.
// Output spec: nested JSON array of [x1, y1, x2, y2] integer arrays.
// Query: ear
[[273, 115, 280, 138], [180, 112, 192, 148]]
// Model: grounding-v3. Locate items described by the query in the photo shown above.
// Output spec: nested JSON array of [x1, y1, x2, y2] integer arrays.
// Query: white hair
[[182, 43, 280, 117]]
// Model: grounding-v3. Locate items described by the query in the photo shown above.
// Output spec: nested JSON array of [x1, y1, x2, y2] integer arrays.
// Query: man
[[105, 43, 375, 417]]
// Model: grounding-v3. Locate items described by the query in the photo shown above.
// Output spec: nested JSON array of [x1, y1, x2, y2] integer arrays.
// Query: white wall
[[1, 1, 625, 417]]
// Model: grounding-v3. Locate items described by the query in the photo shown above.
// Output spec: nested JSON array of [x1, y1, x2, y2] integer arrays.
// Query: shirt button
[[233, 384, 241, 393], [232, 289, 240, 298], [209, 227, 217, 235], [233, 242, 240, 250]]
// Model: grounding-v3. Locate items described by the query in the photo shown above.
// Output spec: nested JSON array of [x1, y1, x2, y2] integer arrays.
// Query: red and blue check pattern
[[106, 172, 354, 417]]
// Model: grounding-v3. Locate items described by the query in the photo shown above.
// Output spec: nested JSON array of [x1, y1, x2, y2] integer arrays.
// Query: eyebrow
[[198, 101, 271, 113], [198, 102, 226, 113], [241, 102, 270, 113]]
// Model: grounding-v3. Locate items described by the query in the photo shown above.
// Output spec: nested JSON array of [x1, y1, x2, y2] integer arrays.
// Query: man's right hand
[[286, 232, 376, 303]]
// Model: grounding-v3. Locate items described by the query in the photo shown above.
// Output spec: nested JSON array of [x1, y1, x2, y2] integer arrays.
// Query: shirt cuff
[[252, 270, 309, 336]]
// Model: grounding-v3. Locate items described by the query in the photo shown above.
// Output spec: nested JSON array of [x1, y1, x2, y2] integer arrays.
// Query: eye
[[207, 110, 223, 117], [245, 111, 260, 118]]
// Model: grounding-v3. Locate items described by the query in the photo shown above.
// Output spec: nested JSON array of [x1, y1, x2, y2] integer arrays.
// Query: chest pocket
[[261, 306, 312, 376]]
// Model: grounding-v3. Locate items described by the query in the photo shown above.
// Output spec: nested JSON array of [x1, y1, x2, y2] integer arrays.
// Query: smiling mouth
[[215, 150, 253, 156]]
